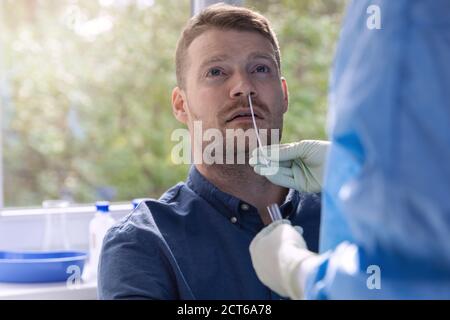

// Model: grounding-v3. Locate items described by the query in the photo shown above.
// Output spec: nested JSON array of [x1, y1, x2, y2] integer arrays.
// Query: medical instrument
[[267, 203, 283, 221], [252, 140, 329, 193], [247, 94, 269, 167], [249, 219, 314, 299], [247, 94, 282, 222]]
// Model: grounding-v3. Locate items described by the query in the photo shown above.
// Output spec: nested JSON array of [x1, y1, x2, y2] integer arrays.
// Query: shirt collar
[[186, 166, 300, 220]]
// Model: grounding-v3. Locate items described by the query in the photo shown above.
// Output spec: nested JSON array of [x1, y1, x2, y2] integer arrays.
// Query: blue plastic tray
[[0, 251, 87, 283]]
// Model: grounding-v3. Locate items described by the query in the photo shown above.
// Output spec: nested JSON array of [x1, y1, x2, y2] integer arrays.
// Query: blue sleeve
[[305, 243, 450, 300], [98, 221, 179, 300], [310, 0, 450, 299]]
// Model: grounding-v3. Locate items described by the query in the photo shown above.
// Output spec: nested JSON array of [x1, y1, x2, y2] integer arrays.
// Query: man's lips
[[226, 109, 263, 123]]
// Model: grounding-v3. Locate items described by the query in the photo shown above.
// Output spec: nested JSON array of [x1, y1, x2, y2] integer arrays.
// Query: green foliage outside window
[[0, 0, 344, 207]]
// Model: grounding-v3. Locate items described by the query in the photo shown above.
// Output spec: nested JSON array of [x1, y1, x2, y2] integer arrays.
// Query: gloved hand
[[249, 219, 318, 300], [250, 140, 330, 193]]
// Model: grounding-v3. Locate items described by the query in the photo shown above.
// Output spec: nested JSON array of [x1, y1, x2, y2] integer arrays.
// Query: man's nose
[[229, 72, 257, 99]]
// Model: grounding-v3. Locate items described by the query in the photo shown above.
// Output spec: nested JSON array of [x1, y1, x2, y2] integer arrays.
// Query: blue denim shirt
[[98, 166, 321, 299]]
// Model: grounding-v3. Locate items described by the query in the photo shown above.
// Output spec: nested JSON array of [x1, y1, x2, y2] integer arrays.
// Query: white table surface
[[0, 280, 97, 300]]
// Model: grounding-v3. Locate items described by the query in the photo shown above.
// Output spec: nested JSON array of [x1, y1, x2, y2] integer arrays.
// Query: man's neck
[[195, 163, 288, 225]]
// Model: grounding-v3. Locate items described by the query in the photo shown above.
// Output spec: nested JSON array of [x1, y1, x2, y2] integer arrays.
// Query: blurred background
[[0, 0, 345, 208]]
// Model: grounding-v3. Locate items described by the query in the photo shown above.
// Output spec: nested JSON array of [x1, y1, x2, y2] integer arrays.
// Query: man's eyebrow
[[248, 52, 277, 65], [197, 52, 278, 72], [199, 54, 230, 70]]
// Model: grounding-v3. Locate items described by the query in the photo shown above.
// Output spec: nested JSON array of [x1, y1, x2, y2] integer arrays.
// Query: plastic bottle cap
[[95, 201, 110, 213]]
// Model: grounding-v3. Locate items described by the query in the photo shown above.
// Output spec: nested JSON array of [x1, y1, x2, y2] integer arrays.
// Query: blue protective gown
[[310, 0, 450, 299]]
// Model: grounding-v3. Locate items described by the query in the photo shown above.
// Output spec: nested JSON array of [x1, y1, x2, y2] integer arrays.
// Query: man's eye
[[207, 68, 224, 77], [254, 65, 270, 73]]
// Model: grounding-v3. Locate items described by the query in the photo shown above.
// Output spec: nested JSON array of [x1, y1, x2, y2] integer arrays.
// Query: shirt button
[[240, 203, 250, 211], [230, 216, 238, 224]]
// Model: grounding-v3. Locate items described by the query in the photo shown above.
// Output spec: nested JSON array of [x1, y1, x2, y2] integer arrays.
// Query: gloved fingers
[[293, 140, 330, 166], [255, 159, 322, 193], [263, 142, 315, 162], [262, 140, 330, 166], [292, 160, 322, 193], [293, 225, 304, 236], [253, 164, 292, 177], [249, 223, 311, 300], [277, 142, 307, 161], [251, 259, 291, 298], [250, 144, 293, 162], [251, 140, 327, 192], [258, 160, 292, 168], [250, 143, 324, 166], [250, 145, 291, 166], [256, 140, 330, 164], [251, 223, 306, 256], [250, 146, 272, 166], [249, 153, 291, 169], [250, 221, 301, 254], [266, 173, 297, 190], [291, 162, 307, 191], [279, 160, 292, 168], [251, 219, 292, 245], [248, 149, 259, 167], [292, 226, 307, 248], [259, 143, 299, 162], [282, 247, 318, 300], [254, 166, 297, 190]]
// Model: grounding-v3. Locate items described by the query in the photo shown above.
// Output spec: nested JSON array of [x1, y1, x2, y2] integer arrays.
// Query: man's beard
[[198, 125, 282, 166], [188, 95, 283, 165]]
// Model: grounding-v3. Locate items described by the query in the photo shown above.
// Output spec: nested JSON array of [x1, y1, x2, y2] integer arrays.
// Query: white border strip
[[0, 203, 134, 217]]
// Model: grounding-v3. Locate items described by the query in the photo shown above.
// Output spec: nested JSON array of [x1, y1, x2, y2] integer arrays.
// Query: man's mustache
[[218, 96, 269, 121]]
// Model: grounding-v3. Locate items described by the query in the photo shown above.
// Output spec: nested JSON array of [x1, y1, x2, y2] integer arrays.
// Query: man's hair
[[175, 3, 281, 89]]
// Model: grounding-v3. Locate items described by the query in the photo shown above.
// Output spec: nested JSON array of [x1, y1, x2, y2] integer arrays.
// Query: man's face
[[173, 28, 288, 155]]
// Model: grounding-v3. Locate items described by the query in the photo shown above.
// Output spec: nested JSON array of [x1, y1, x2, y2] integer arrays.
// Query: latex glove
[[250, 140, 330, 193], [249, 220, 317, 299]]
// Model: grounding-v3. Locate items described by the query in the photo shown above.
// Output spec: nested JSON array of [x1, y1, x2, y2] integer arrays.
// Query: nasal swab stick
[[248, 94, 282, 222], [248, 94, 270, 167]]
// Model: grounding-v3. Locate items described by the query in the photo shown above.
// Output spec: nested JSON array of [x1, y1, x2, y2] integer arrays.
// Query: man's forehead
[[188, 29, 276, 67]]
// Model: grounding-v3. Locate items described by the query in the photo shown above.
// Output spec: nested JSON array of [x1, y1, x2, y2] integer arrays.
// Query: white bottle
[[88, 201, 115, 279]]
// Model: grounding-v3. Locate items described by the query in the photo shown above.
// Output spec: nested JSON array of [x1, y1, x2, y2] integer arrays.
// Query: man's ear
[[172, 87, 188, 124], [281, 77, 289, 114]]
